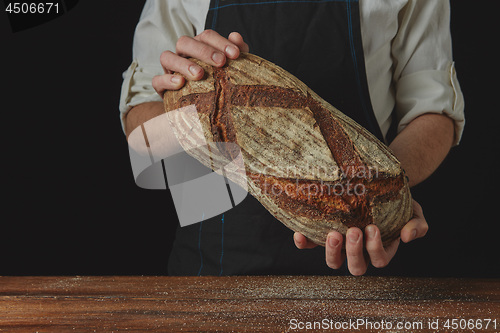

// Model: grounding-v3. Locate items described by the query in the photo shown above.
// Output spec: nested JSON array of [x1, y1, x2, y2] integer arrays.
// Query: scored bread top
[[164, 53, 400, 181], [163, 53, 412, 246]]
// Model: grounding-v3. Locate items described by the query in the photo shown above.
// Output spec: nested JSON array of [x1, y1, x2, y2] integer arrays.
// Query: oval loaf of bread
[[163, 53, 412, 247]]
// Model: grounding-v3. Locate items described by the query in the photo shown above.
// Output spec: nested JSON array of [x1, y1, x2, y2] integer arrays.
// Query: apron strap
[[205, 0, 384, 140]]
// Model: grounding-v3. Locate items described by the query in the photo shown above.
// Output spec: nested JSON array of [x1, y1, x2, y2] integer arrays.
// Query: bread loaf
[[163, 52, 412, 247]]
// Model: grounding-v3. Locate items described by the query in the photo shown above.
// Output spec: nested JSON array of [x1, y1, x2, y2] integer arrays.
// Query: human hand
[[152, 30, 249, 95], [294, 199, 428, 276]]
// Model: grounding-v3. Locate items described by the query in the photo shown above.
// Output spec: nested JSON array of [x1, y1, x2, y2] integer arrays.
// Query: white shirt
[[119, 0, 465, 144]]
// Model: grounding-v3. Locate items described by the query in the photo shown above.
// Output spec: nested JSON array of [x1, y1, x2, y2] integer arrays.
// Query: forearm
[[124, 102, 165, 139], [124, 101, 185, 159], [389, 113, 455, 187]]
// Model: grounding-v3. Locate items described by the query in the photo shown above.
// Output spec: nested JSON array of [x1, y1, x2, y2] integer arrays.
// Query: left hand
[[294, 199, 428, 276]]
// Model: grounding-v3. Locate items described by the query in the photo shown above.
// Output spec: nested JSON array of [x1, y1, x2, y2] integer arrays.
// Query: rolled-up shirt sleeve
[[392, 0, 465, 145], [119, 0, 206, 131]]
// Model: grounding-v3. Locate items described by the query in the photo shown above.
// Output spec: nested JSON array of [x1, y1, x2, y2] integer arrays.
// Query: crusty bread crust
[[164, 53, 412, 247]]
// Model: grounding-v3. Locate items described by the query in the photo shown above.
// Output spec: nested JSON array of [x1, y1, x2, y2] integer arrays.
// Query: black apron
[[168, 0, 385, 276]]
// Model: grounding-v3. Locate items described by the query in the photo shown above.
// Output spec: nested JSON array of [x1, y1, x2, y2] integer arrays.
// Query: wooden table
[[0, 276, 498, 332]]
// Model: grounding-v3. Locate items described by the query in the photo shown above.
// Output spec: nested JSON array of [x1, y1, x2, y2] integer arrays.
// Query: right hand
[[294, 200, 428, 276], [152, 30, 249, 95]]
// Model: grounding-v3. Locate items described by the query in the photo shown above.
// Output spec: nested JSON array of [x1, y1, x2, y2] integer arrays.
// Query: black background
[[1, 1, 498, 277]]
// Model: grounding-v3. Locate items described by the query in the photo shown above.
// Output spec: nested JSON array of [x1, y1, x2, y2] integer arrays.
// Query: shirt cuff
[[395, 62, 465, 145], [119, 59, 163, 133]]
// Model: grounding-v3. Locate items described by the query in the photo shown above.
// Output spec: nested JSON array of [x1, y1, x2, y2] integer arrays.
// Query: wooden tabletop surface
[[0, 276, 498, 332]]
